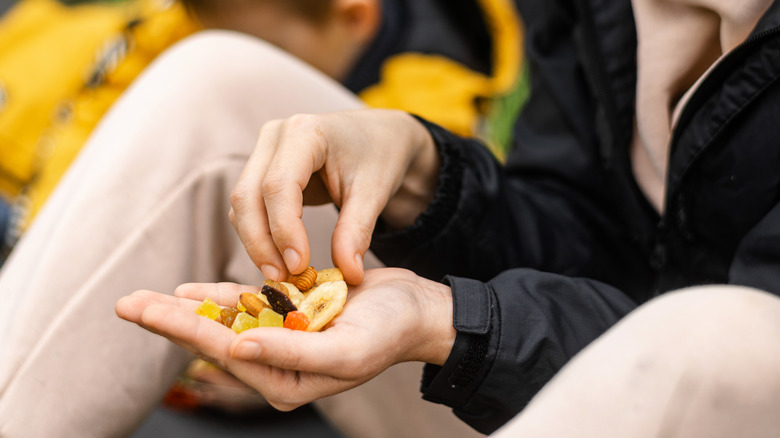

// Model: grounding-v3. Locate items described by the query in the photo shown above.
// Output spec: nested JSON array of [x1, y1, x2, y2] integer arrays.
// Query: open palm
[[115, 268, 454, 410]]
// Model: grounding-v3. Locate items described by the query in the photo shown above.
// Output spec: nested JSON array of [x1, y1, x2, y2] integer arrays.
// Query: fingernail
[[233, 341, 262, 360], [261, 264, 280, 281], [283, 248, 301, 272]]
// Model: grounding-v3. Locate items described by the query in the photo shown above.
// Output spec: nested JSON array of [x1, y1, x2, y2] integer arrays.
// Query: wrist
[[407, 276, 456, 366], [381, 113, 440, 230]]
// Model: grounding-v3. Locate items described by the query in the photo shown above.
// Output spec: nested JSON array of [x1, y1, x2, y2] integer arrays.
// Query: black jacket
[[371, 0, 780, 433]]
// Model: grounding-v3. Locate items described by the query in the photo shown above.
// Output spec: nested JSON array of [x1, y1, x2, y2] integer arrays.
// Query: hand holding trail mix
[[195, 267, 348, 333]]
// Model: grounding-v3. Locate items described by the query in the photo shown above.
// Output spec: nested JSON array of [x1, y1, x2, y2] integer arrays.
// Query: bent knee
[[573, 286, 780, 436], [634, 284, 780, 339], [637, 286, 780, 437], [618, 285, 780, 405], [141, 30, 290, 92]]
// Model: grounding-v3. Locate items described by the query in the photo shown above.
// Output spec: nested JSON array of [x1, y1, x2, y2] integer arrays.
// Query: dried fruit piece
[[231, 312, 259, 333], [257, 293, 271, 306], [195, 268, 348, 334], [297, 280, 347, 332], [261, 284, 298, 317], [257, 308, 284, 328], [195, 298, 221, 320], [264, 280, 304, 307], [283, 310, 310, 331], [314, 268, 344, 286], [288, 266, 317, 291], [220, 307, 240, 328], [239, 292, 270, 317]]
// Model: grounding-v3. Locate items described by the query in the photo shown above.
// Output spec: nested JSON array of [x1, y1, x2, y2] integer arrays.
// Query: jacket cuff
[[420, 276, 494, 406]]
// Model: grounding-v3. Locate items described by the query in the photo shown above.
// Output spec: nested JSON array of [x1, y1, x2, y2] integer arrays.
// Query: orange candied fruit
[[283, 311, 310, 331]]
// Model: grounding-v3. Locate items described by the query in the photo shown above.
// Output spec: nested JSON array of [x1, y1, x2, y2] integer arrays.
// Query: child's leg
[[0, 30, 362, 437], [492, 285, 780, 438]]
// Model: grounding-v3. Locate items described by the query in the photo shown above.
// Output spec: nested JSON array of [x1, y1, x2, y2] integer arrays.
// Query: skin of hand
[[228, 109, 440, 285], [115, 268, 456, 411]]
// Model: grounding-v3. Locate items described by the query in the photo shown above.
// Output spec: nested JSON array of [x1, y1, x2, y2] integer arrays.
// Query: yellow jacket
[[0, 0, 198, 227]]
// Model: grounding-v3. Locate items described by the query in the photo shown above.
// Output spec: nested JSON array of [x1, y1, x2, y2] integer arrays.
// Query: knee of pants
[[631, 284, 780, 341], [618, 285, 780, 403], [140, 29, 353, 110], [137, 30, 289, 98]]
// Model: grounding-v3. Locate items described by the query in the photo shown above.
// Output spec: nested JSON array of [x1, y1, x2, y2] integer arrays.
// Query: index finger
[[230, 121, 287, 281], [261, 115, 331, 275]]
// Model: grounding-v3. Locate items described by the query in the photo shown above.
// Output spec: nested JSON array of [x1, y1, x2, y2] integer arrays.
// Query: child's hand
[[229, 109, 439, 285]]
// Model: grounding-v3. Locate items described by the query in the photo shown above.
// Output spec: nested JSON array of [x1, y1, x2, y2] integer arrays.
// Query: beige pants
[[0, 31, 481, 438]]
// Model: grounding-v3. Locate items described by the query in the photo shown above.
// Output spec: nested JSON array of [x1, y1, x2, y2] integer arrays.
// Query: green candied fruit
[[257, 308, 283, 328], [231, 312, 260, 333], [195, 298, 221, 320]]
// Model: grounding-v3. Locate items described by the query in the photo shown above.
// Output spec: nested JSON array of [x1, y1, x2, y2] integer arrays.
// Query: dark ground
[[131, 404, 345, 438]]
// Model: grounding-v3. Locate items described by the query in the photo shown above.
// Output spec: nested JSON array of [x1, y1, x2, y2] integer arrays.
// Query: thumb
[[330, 191, 387, 285], [230, 328, 352, 377]]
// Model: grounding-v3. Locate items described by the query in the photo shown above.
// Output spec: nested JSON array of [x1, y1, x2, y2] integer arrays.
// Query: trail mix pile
[[195, 267, 347, 333]]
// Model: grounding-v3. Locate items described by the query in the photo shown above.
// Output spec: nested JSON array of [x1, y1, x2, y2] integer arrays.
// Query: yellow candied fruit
[[257, 308, 283, 328], [236, 300, 246, 312], [195, 298, 221, 320], [231, 312, 259, 333]]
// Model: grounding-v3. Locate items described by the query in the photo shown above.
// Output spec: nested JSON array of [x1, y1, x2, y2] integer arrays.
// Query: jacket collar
[[751, 0, 780, 38]]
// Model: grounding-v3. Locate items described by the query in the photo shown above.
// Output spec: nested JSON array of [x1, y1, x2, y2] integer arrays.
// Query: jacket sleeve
[[419, 269, 637, 434], [371, 118, 650, 294], [368, 117, 647, 434], [368, 0, 652, 431], [371, 0, 650, 292], [729, 200, 780, 294]]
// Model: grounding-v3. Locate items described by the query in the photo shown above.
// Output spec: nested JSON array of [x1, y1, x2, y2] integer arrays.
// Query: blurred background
[[0, 1, 13, 15]]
